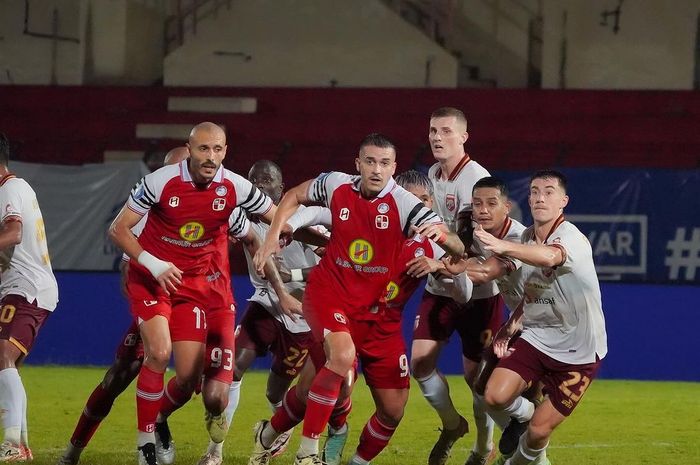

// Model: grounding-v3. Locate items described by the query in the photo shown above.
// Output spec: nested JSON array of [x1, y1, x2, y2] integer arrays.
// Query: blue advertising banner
[[495, 169, 700, 284]]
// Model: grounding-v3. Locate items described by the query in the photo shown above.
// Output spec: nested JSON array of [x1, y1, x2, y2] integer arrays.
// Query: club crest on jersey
[[385, 281, 399, 301], [179, 221, 205, 241], [212, 197, 226, 211], [334, 312, 347, 324], [375, 214, 389, 229], [169, 196, 179, 207], [216, 185, 228, 196], [377, 202, 389, 214], [446, 194, 456, 212], [339, 208, 350, 221], [414, 247, 425, 257], [348, 239, 373, 265]]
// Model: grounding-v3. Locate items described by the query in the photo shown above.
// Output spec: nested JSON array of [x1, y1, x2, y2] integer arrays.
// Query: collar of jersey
[[350, 176, 396, 199], [180, 160, 224, 184]]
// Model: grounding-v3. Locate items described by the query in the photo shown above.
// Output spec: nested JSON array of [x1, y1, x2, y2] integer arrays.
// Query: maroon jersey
[[127, 160, 272, 276], [383, 235, 445, 311], [306, 172, 442, 317]]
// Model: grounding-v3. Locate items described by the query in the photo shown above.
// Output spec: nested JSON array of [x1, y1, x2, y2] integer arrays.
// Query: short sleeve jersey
[[307, 172, 442, 315], [127, 160, 272, 276], [0, 176, 58, 311], [244, 216, 318, 333], [383, 235, 445, 310], [472, 217, 527, 308], [426, 156, 490, 297], [519, 217, 608, 364]]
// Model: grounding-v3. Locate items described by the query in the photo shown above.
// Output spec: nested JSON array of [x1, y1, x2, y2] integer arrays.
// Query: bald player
[[109, 122, 276, 465], [57, 147, 189, 465]]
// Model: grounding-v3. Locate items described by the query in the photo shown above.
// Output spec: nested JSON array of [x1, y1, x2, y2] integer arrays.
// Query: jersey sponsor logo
[[446, 194, 456, 212], [333, 312, 347, 324], [375, 214, 389, 229], [414, 247, 425, 257], [339, 207, 350, 221], [212, 197, 226, 211], [216, 185, 228, 196], [348, 239, 373, 265], [169, 196, 179, 207], [385, 280, 399, 301], [377, 202, 389, 214], [143, 300, 158, 307], [179, 221, 205, 241]]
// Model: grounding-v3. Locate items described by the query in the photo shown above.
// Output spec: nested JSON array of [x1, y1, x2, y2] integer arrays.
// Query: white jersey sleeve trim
[[307, 172, 354, 207]]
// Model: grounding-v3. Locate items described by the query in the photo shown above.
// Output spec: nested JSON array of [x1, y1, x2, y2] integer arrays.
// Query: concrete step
[[167, 96, 257, 114], [103, 150, 144, 162], [136, 123, 207, 140]]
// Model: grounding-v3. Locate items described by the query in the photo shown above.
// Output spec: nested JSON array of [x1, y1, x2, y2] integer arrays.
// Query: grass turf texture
[[16, 366, 700, 465]]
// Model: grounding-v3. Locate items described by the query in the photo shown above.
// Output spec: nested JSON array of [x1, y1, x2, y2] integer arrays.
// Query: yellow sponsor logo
[[348, 239, 373, 265], [385, 281, 399, 301], [179, 221, 205, 242]]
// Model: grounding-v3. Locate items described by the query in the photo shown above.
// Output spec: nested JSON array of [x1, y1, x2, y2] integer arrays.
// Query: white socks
[[475, 393, 510, 430], [297, 436, 319, 457], [137, 431, 155, 447], [416, 370, 461, 430], [507, 434, 548, 465], [502, 396, 535, 423], [225, 381, 241, 426], [347, 454, 369, 465], [472, 390, 495, 455], [0, 368, 24, 445]]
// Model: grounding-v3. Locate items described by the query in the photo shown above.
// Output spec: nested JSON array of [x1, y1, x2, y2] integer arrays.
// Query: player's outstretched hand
[[156, 263, 183, 296], [413, 222, 449, 245], [442, 255, 468, 275], [474, 224, 507, 254], [406, 256, 445, 278], [254, 236, 282, 277], [278, 291, 303, 321], [279, 223, 294, 248]]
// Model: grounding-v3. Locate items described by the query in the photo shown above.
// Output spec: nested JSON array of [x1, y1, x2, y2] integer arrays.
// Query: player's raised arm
[[253, 179, 313, 274], [474, 224, 564, 268], [414, 222, 465, 257]]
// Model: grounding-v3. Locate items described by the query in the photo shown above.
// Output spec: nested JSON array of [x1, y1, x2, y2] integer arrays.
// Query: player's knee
[[203, 391, 228, 415], [526, 422, 553, 447], [410, 356, 433, 379], [377, 403, 405, 427], [328, 347, 355, 373], [146, 348, 171, 369], [483, 386, 510, 410]]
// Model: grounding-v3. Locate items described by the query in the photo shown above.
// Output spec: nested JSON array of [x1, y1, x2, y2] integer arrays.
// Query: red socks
[[356, 413, 397, 461], [135, 366, 164, 433], [301, 367, 344, 440], [70, 384, 115, 448], [158, 376, 193, 418]]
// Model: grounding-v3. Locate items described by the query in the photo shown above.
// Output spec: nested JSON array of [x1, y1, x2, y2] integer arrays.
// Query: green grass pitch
[[17, 366, 700, 465]]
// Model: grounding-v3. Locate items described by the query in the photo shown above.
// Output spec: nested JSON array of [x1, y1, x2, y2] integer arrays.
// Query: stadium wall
[[29, 272, 700, 382]]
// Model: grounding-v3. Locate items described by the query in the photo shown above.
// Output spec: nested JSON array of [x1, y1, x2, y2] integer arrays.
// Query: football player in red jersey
[[109, 123, 276, 465], [248, 134, 464, 465]]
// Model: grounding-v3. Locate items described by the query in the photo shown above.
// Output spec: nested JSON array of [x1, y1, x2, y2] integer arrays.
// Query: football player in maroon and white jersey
[[248, 133, 464, 465], [109, 123, 275, 465], [411, 107, 498, 465]]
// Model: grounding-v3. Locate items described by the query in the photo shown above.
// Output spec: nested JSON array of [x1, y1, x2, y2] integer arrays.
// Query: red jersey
[[306, 172, 442, 317], [127, 160, 271, 276], [383, 235, 445, 311]]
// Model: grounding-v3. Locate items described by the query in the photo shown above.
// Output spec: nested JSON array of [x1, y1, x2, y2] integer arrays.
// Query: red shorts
[[302, 282, 359, 341], [203, 306, 236, 384], [414, 291, 504, 361], [352, 313, 410, 390], [237, 301, 324, 380], [0, 295, 50, 356], [114, 320, 144, 362], [497, 338, 601, 417], [127, 265, 209, 343]]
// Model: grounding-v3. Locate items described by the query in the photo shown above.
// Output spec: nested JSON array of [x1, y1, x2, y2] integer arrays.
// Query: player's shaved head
[[189, 121, 226, 143], [249, 159, 282, 182], [163, 146, 190, 166]]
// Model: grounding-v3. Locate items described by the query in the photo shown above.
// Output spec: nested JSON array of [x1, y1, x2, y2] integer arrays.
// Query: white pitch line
[[549, 442, 674, 449]]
